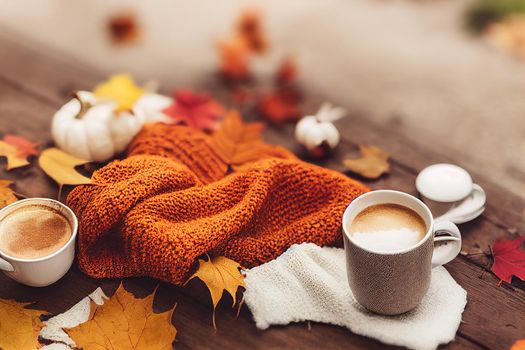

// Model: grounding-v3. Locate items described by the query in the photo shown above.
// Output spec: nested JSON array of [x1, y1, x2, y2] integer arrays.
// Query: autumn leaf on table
[[510, 339, 525, 350], [490, 236, 525, 283], [162, 90, 226, 131], [93, 73, 144, 112], [218, 38, 251, 82], [0, 134, 39, 170], [236, 9, 267, 54], [66, 283, 176, 349], [0, 179, 18, 209], [343, 145, 390, 179], [38, 148, 92, 199], [257, 88, 301, 125], [0, 298, 48, 350], [210, 110, 267, 166], [276, 57, 297, 85], [108, 12, 141, 45], [186, 255, 245, 329]]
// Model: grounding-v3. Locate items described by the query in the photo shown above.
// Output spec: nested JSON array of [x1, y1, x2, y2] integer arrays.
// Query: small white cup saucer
[[416, 164, 486, 224]]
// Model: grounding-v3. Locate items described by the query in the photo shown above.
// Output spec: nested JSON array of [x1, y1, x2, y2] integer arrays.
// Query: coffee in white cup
[[0, 204, 72, 259], [0, 198, 78, 287]]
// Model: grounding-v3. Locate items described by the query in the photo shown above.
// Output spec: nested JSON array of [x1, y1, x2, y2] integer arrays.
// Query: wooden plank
[[0, 268, 485, 350]]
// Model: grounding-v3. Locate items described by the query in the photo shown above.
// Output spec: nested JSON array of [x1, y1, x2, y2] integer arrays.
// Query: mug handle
[[0, 257, 14, 272], [431, 220, 462, 268]]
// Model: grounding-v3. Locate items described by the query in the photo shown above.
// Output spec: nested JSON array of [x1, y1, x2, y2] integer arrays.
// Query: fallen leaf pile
[[186, 255, 245, 328], [38, 147, 92, 198], [93, 73, 144, 112], [163, 89, 226, 131], [490, 235, 525, 283], [343, 145, 390, 179], [210, 110, 266, 166], [0, 298, 47, 350], [0, 179, 18, 209], [66, 284, 177, 349], [0, 134, 39, 170]]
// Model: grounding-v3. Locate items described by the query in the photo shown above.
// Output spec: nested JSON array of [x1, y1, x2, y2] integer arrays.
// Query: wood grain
[[0, 34, 523, 349]]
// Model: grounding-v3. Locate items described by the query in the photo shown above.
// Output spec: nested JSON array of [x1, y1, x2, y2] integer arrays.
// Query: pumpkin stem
[[72, 91, 92, 119]]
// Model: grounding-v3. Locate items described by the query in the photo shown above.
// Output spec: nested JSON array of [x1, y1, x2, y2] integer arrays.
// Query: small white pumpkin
[[52, 91, 145, 162], [295, 103, 346, 158]]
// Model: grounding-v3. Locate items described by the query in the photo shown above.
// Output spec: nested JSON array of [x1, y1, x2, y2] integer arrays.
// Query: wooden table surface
[[0, 35, 524, 350]]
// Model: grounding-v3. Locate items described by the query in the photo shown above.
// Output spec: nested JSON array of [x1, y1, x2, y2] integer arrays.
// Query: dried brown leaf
[[343, 145, 390, 179]]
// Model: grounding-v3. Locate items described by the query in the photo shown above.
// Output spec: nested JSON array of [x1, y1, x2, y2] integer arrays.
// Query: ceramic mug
[[342, 190, 462, 315], [0, 198, 78, 287]]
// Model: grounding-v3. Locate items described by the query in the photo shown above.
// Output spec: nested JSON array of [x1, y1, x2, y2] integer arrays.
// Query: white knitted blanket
[[243, 243, 467, 350]]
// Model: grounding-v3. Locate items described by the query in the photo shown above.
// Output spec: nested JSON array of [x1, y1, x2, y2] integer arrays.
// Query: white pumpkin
[[295, 103, 346, 158], [52, 91, 144, 162]]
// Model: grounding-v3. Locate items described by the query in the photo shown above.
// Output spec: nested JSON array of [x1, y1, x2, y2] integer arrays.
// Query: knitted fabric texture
[[243, 243, 467, 350], [67, 123, 368, 285]]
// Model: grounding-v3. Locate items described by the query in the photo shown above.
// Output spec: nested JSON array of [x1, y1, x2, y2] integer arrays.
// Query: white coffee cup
[[0, 198, 78, 287]]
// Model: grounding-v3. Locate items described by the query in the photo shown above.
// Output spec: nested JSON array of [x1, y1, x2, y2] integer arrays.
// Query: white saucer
[[435, 206, 485, 224]]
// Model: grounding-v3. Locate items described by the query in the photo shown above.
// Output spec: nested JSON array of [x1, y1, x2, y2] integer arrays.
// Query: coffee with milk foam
[[348, 203, 427, 253], [0, 204, 72, 259]]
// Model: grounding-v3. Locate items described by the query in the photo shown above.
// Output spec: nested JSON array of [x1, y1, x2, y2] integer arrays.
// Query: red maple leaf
[[3, 134, 39, 157], [162, 90, 226, 131], [276, 57, 297, 86], [257, 88, 301, 125], [491, 236, 525, 283]]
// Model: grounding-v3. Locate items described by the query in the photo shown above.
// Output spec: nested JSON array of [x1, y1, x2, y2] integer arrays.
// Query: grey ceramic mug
[[342, 190, 462, 315]]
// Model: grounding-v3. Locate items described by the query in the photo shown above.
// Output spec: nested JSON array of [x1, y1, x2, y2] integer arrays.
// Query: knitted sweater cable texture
[[67, 123, 368, 285]]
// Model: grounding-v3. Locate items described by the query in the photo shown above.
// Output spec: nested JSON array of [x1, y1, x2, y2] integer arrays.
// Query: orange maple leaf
[[511, 339, 525, 350], [209, 110, 266, 165], [237, 9, 267, 54], [218, 38, 251, 82], [3, 135, 39, 158], [257, 88, 301, 125]]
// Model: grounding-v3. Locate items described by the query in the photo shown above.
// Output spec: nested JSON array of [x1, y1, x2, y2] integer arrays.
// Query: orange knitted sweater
[[67, 123, 368, 285]]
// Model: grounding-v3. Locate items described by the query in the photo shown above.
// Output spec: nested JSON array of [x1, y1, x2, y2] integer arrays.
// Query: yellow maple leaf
[[93, 74, 144, 112], [0, 179, 18, 209], [0, 141, 30, 170], [66, 283, 176, 350], [343, 145, 390, 179], [186, 255, 245, 329], [0, 298, 48, 350], [38, 148, 92, 199]]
